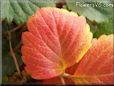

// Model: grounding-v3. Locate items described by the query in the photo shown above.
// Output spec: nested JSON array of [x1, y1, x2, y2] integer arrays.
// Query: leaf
[[1, 0, 55, 24], [73, 35, 113, 84], [21, 7, 93, 79], [66, 0, 113, 23], [93, 18, 113, 38]]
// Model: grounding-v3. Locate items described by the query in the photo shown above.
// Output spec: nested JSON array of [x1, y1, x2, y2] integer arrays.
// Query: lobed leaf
[[1, 0, 55, 24], [21, 7, 92, 79], [66, 0, 113, 23], [73, 35, 114, 84]]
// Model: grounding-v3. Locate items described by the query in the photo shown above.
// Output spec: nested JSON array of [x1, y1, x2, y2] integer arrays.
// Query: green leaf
[[66, 0, 113, 23], [93, 18, 113, 38], [1, 0, 55, 24]]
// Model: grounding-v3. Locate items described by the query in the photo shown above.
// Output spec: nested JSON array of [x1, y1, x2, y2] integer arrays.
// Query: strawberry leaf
[[73, 35, 113, 84], [66, 0, 113, 23], [21, 7, 92, 79], [1, 0, 55, 24]]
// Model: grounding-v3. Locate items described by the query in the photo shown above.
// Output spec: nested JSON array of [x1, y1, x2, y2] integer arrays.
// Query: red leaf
[[73, 35, 114, 84], [21, 7, 92, 79]]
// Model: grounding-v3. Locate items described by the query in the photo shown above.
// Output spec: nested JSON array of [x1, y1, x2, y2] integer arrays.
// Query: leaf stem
[[60, 76, 66, 85], [14, 41, 22, 51], [3, 24, 24, 35], [63, 72, 76, 82], [10, 24, 24, 33], [8, 32, 21, 77], [63, 73, 75, 78]]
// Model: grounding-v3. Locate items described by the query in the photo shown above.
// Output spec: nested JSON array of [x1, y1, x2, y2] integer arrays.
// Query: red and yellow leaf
[[73, 35, 114, 84], [21, 7, 92, 79]]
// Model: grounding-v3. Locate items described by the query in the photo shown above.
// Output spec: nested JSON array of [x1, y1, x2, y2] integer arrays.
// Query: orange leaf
[[73, 35, 114, 84], [21, 7, 92, 79]]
